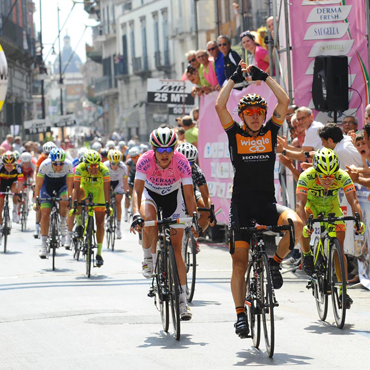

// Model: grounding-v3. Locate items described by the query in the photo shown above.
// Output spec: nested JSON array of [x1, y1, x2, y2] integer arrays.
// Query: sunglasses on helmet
[[242, 107, 266, 116], [156, 147, 174, 154]]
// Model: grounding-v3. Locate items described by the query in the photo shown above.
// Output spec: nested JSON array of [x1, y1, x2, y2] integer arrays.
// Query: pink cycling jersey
[[135, 150, 192, 195]]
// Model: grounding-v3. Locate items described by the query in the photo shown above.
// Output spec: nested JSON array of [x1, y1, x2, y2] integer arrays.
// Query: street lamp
[[57, 5, 65, 141]]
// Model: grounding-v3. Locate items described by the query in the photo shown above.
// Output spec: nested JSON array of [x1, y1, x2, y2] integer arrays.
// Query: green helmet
[[84, 149, 101, 165], [313, 148, 339, 176]]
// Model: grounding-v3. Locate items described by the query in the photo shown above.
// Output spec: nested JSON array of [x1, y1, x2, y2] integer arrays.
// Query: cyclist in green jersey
[[72, 150, 111, 266], [296, 148, 365, 306]]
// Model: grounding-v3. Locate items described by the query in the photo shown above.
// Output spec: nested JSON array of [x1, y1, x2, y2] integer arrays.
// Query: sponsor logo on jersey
[[242, 154, 270, 162], [236, 131, 272, 154]]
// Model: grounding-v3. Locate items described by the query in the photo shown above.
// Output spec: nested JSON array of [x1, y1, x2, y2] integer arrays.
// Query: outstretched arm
[[215, 79, 234, 126]]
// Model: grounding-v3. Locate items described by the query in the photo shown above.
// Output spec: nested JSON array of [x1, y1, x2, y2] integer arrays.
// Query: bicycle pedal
[[148, 290, 155, 298]]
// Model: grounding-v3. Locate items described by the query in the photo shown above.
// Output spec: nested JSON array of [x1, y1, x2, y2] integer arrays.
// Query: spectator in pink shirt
[[196, 49, 219, 90], [240, 30, 270, 73], [1, 134, 13, 152]]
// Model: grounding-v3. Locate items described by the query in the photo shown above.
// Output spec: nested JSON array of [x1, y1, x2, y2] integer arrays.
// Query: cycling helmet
[[149, 127, 177, 148], [49, 148, 66, 162], [127, 140, 136, 149], [118, 140, 126, 148], [13, 150, 20, 161], [43, 141, 57, 155], [128, 146, 140, 158], [238, 94, 268, 114], [91, 142, 102, 151], [84, 149, 101, 165], [100, 147, 109, 158], [2, 151, 15, 164], [176, 142, 198, 162], [106, 140, 115, 149], [313, 148, 339, 176], [77, 147, 88, 161], [108, 149, 122, 163], [139, 143, 149, 153], [20, 152, 32, 163]]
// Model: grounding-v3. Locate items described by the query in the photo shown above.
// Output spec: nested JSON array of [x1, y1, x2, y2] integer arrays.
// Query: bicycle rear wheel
[[168, 244, 181, 340], [85, 219, 93, 278], [183, 229, 196, 302], [330, 238, 347, 328], [261, 254, 275, 358], [156, 248, 169, 332], [245, 260, 261, 348], [312, 237, 328, 321], [106, 216, 112, 250]]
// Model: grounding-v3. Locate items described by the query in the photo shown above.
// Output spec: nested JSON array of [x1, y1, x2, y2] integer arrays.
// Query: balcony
[[93, 22, 116, 43], [94, 75, 118, 96], [132, 57, 151, 78], [154, 51, 171, 72], [116, 60, 129, 80]]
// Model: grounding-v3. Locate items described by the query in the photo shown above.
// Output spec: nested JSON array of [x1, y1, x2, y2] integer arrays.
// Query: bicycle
[[20, 180, 32, 231], [230, 219, 295, 358], [147, 210, 198, 340], [182, 204, 216, 302], [72, 207, 87, 261], [305, 212, 360, 329], [36, 192, 70, 271], [72, 193, 109, 277], [0, 187, 13, 253], [105, 189, 117, 251]]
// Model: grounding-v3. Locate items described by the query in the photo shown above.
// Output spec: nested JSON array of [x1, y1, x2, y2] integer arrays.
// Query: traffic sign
[[52, 114, 76, 127], [24, 119, 51, 134]]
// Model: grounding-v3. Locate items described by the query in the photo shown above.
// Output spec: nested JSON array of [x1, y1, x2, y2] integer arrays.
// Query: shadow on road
[[138, 332, 208, 349], [1, 251, 22, 255], [304, 321, 370, 336]]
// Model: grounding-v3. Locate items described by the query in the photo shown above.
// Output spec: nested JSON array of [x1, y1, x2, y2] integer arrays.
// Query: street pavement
[[1, 212, 370, 370]]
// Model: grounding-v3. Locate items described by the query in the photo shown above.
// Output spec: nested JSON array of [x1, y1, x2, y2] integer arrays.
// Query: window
[[153, 13, 159, 52], [22, 0, 27, 29], [129, 22, 135, 59], [162, 10, 169, 65], [141, 17, 148, 69]]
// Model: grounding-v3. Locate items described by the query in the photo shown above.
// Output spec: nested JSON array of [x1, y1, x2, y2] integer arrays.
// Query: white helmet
[[118, 140, 126, 148], [77, 147, 88, 161], [91, 142, 102, 151], [128, 146, 140, 158], [176, 142, 198, 162], [106, 140, 115, 149], [127, 140, 136, 149], [43, 141, 57, 155], [20, 152, 32, 163], [139, 143, 149, 153]]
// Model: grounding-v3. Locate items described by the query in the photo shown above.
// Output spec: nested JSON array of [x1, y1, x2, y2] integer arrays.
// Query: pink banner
[[290, 0, 369, 126], [198, 84, 277, 224]]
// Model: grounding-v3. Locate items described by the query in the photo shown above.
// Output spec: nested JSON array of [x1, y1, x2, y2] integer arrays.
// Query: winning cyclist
[[130, 127, 199, 320], [104, 149, 129, 239], [73, 150, 111, 267], [0, 152, 24, 228], [35, 148, 73, 258], [215, 63, 303, 338], [176, 142, 215, 233], [296, 148, 364, 308]]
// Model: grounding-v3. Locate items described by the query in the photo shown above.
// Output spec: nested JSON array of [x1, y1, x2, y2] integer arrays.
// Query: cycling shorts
[[80, 183, 106, 212], [40, 183, 68, 209], [111, 180, 124, 195], [142, 187, 186, 229], [229, 193, 291, 245], [0, 179, 17, 196], [305, 200, 345, 232]]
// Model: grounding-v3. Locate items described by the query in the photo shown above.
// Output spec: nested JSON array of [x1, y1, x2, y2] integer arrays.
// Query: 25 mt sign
[[147, 91, 193, 105]]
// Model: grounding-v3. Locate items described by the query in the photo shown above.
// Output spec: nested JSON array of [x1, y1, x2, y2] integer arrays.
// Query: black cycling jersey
[[224, 117, 282, 200], [126, 159, 136, 185], [191, 163, 207, 191]]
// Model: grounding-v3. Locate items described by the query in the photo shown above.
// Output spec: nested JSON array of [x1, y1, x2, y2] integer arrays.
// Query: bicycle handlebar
[[307, 212, 361, 232], [143, 211, 198, 228], [197, 204, 216, 225]]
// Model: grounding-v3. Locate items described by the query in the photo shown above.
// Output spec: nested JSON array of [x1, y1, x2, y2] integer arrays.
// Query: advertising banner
[[198, 83, 277, 225], [290, 0, 369, 126]]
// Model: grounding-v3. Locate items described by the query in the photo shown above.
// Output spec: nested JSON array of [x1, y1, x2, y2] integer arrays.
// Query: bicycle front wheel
[[261, 254, 275, 358], [246, 260, 261, 348], [3, 206, 9, 253], [106, 217, 112, 250], [51, 214, 58, 271], [85, 219, 93, 278], [312, 237, 328, 321], [156, 248, 169, 332], [168, 244, 181, 340], [111, 208, 116, 251], [183, 229, 196, 302], [330, 238, 347, 328]]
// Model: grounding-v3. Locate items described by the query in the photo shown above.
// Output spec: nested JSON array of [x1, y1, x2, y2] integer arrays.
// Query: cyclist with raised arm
[[296, 148, 364, 308], [215, 63, 303, 338], [73, 150, 111, 267], [0, 152, 24, 228], [104, 149, 129, 239], [130, 128, 199, 320], [34, 148, 73, 258], [176, 142, 215, 234]]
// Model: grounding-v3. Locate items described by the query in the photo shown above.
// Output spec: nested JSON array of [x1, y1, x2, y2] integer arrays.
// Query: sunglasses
[[87, 164, 99, 169], [207, 46, 217, 52], [218, 43, 227, 47], [52, 162, 64, 166], [189, 161, 194, 166], [111, 162, 120, 166], [318, 173, 335, 180], [156, 147, 174, 154], [197, 54, 208, 59], [242, 108, 266, 116], [188, 58, 196, 63]]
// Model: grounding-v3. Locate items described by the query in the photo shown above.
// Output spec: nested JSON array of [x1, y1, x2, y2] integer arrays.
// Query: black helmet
[[238, 94, 268, 114]]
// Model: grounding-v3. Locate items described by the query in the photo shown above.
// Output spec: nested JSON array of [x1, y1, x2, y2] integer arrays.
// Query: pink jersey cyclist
[[135, 150, 192, 228]]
